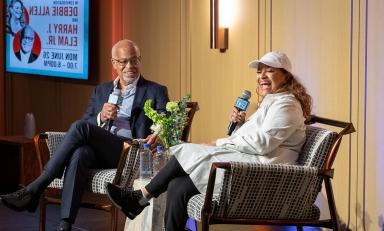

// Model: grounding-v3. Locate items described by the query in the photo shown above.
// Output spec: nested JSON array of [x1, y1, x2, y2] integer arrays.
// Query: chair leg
[[201, 216, 209, 231], [324, 178, 341, 231], [39, 197, 47, 231], [110, 206, 118, 231]]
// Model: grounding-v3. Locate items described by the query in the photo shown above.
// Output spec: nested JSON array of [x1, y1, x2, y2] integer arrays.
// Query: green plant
[[144, 95, 190, 149]]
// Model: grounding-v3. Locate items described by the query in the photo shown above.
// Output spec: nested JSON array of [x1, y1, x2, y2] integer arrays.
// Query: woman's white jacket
[[171, 92, 306, 194]]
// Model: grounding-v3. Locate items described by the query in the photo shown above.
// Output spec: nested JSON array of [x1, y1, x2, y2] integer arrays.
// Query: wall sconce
[[210, 0, 229, 52]]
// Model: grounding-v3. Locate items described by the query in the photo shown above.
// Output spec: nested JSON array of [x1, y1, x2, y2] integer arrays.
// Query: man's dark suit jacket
[[82, 76, 169, 139], [14, 51, 39, 63]]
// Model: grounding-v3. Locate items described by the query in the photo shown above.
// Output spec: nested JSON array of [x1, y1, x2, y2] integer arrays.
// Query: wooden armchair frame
[[182, 102, 199, 142], [191, 115, 355, 231]]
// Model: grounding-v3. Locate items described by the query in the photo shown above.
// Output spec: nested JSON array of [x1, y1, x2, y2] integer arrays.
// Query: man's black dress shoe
[[0, 187, 39, 212], [56, 220, 72, 231], [106, 183, 149, 219]]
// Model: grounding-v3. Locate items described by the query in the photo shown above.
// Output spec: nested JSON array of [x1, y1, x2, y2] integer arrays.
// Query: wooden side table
[[0, 136, 40, 194]]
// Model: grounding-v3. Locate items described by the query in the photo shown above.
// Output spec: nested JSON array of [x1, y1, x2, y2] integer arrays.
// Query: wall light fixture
[[210, 0, 229, 52]]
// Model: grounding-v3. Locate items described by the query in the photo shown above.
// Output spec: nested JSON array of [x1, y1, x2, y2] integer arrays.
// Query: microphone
[[105, 88, 121, 131], [227, 90, 252, 136]]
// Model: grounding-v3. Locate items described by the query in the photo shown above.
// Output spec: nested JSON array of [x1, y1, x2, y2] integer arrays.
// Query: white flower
[[144, 94, 191, 148], [150, 124, 162, 135]]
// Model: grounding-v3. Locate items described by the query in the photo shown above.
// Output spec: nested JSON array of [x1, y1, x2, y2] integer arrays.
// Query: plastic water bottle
[[139, 143, 152, 179], [153, 145, 166, 176]]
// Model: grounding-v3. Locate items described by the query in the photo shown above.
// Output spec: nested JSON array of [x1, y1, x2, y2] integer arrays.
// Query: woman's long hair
[[6, 0, 26, 35], [278, 70, 312, 119]]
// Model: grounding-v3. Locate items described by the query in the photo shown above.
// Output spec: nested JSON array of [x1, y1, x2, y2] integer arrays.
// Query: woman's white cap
[[248, 51, 292, 73]]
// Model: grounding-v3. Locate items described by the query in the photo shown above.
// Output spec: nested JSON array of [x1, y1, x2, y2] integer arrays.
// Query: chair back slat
[[181, 102, 199, 142], [297, 126, 338, 203], [46, 132, 67, 157], [298, 126, 337, 168]]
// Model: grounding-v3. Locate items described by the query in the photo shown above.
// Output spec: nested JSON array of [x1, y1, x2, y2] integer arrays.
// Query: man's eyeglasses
[[22, 36, 34, 42], [112, 57, 141, 67]]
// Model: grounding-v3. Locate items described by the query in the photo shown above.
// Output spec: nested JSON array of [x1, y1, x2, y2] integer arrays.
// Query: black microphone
[[105, 88, 121, 131], [227, 90, 252, 136]]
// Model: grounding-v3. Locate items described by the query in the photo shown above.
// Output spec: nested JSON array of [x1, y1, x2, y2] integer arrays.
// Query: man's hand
[[144, 133, 160, 152], [100, 103, 119, 123]]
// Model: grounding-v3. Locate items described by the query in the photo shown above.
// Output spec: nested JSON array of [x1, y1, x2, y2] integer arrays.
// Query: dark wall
[[1, 0, 115, 135], [1, 1, 5, 134]]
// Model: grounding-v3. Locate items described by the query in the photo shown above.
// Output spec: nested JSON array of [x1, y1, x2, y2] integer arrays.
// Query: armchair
[[33, 134, 142, 231], [33, 101, 199, 231], [186, 115, 355, 231]]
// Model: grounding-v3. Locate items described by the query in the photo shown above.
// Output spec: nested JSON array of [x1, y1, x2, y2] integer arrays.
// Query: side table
[[0, 136, 40, 194]]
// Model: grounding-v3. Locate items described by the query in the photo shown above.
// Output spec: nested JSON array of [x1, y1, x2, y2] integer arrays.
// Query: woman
[[6, 0, 26, 36], [107, 51, 312, 231]]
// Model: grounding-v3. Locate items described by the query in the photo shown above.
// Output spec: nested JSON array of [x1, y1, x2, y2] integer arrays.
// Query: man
[[0, 39, 169, 231], [14, 25, 39, 63]]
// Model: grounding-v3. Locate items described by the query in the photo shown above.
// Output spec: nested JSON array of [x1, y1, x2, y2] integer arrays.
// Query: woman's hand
[[229, 107, 246, 124]]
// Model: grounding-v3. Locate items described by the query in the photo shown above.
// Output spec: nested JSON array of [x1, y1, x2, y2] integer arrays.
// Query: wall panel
[[189, 0, 260, 142], [271, 0, 351, 118], [122, 0, 183, 100], [269, 0, 356, 227], [366, 1, 384, 230]]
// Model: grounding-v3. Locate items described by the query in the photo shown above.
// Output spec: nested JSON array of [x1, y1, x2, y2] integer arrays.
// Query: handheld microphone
[[105, 88, 121, 131], [227, 90, 252, 136]]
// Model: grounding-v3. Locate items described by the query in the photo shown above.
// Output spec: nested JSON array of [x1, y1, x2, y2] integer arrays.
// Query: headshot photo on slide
[[6, 0, 30, 36], [13, 25, 42, 64]]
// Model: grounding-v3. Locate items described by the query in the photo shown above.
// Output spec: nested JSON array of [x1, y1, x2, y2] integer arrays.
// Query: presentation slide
[[5, 0, 89, 80]]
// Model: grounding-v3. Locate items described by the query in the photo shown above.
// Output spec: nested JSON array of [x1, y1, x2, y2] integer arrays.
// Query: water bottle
[[153, 145, 166, 176], [139, 143, 152, 179]]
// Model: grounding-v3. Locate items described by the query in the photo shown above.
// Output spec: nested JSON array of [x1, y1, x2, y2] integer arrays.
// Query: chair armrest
[[204, 162, 320, 219], [113, 140, 143, 190]]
